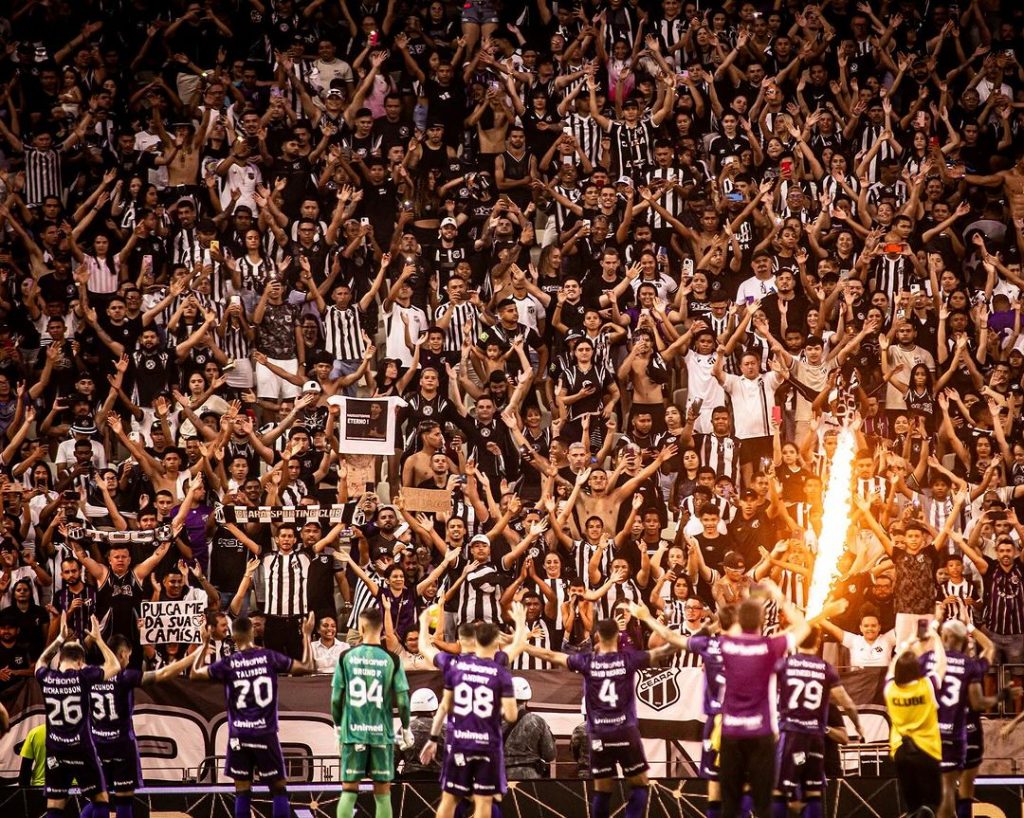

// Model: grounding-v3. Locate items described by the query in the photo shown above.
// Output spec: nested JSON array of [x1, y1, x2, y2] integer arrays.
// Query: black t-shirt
[[0, 639, 32, 690], [208, 526, 252, 591], [696, 532, 735, 573]]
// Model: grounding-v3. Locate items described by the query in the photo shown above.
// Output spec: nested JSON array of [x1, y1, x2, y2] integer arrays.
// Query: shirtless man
[[617, 326, 672, 432], [470, 89, 513, 159], [953, 154, 1024, 219], [560, 444, 677, 537], [157, 108, 212, 189], [107, 414, 207, 500], [401, 421, 458, 486]]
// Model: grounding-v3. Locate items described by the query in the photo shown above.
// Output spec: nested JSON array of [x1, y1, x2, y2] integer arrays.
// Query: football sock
[[624, 786, 649, 818], [90, 803, 110, 818], [81, 805, 94, 818], [803, 796, 822, 818], [741, 793, 754, 818], [235, 792, 252, 818], [956, 799, 974, 818], [374, 793, 393, 818], [771, 796, 788, 818], [113, 795, 134, 818], [706, 801, 722, 818], [338, 790, 358, 818], [271, 793, 290, 818], [592, 790, 612, 818]]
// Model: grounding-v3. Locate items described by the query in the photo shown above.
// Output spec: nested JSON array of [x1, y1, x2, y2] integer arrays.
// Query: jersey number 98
[[452, 683, 494, 718]]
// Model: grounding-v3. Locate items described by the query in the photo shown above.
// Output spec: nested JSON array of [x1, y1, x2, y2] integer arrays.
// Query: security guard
[[503, 677, 556, 780], [396, 688, 444, 779]]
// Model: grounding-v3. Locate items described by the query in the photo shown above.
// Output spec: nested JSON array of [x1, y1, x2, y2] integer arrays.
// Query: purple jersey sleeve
[[268, 649, 294, 675], [687, 635, 725, 715]]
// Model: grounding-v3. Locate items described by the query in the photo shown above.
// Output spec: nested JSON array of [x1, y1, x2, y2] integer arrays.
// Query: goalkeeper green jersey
[[333, 644, 409, 745]]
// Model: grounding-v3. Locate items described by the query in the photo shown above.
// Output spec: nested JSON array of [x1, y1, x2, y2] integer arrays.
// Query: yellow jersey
[[19, 723, 47, 787], [884, 676, 941, 761]]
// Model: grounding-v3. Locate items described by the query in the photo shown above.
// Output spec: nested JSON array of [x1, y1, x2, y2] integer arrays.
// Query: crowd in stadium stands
[[2, 0, 1024, 742]]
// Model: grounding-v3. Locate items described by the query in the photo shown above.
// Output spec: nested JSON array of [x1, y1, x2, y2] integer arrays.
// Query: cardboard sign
[[140, 599, 206, 645], [401, 488, 451, 514]]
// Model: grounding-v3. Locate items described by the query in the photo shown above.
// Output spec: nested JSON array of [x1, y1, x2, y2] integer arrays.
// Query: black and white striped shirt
[[984, 562, 1024, 636], [512, 619, 554, 669], [563, 113, 603, 165], [668, 623, 705, 668], [456, 561, 505, 625], [571, 539, 611, 590], [323, 304, 366, 360], [598, 578, 643, 619], [345, 563, 381, 631], [24, 146, 63, 206], [261, 550, 310, 617], [695, 433, 740, 483], [221, 323, 252, 360], [434, 300, 479, 354]]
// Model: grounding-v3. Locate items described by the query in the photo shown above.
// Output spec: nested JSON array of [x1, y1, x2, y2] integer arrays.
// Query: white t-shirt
[[722, 371, 784, 439], [734, 275, 777, 304], [55, 439, 107, 470], [384, 303, 428, 366], [842, 629, 897, 667], [684, 349, 725, 431], [312, 639, 348, 674]]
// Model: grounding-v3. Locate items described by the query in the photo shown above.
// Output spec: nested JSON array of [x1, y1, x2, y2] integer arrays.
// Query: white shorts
[[255, 358, 301, 401], [225, 357, 255, 390]]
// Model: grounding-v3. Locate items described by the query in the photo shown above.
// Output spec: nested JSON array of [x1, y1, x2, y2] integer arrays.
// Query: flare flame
[[804, 427, 857, 619]]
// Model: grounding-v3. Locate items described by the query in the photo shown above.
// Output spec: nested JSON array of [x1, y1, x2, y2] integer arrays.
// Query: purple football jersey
[[719, 633, 791, 738], [922, 649, 980, 741], [208, 647, 293, 737], [566, 649, 651, 736], [687, 634, 725, 715], [776, 654, 840, 734], [90, 668, 143, 745], [37, 665, 105, 752], [443, 654, 514, 751]]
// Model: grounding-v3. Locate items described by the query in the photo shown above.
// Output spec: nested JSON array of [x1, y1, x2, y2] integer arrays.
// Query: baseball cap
[[440, 217, 458, 228], [469, 534, 490, 546], [512, 677, 533, 701], [723, 551, 746, 570], [302, 380, 322, 394], [71, 419, 98, 436], [410, 688, 439, 713], [616, 175, 633, 186], [740, 489, 758, 500]]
